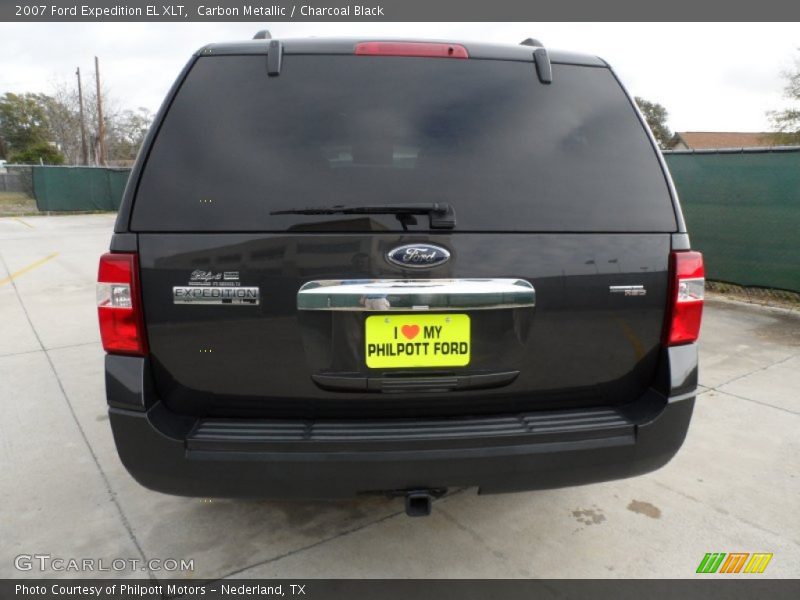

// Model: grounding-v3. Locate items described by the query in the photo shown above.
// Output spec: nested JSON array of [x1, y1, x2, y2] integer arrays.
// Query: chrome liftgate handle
[[297, 279, 535, 311]]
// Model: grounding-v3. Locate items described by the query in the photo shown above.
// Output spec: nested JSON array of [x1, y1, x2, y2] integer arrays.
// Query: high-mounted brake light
[[664, 251, 705, 346], [97, 253, 148, 356], [355, 41, 469, 59]]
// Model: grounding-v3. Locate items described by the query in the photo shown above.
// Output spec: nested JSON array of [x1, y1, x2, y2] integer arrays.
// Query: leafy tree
[[0, 93, 52, 154], [9, 142, 65, 165], [767, 52, 800, 145], [1, 80, 154, 166], [0, 91, 75, 162], [635, 96, 674, 150]]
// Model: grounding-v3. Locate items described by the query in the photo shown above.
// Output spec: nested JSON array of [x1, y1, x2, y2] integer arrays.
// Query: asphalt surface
[[1, 214, 798, 580]]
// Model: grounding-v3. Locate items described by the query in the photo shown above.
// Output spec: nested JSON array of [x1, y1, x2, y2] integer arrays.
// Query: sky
[[0, 22, 797, 133]]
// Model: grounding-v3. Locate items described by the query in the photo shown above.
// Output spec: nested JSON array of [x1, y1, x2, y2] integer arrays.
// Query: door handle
[[297, 278, 535, 311]]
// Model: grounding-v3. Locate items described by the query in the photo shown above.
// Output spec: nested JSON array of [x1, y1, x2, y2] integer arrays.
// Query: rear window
[[131, 54, 676, 232]]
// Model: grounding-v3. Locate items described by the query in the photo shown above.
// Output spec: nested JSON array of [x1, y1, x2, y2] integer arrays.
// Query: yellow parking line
[[13, 218, 34, 229], [0, 252, 59, 287]]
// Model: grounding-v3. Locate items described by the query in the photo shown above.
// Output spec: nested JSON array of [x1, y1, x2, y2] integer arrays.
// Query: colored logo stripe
[[720, 553, 749, 573], [744, 553, 773, 573], [696, 552, 773, 574], [697, 553, 726, 573]]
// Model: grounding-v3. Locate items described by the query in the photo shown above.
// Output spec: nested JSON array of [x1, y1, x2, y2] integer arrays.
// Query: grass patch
[[707, 281, 800, 310], [0, 192, 117, 217], [0, 192, 38, 217]]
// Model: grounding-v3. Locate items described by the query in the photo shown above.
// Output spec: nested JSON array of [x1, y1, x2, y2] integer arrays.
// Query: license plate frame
[[365, 313, 471, 369]]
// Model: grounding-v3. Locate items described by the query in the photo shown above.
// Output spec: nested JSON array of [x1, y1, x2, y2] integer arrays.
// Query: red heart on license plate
[[401, 324, 420, 340]]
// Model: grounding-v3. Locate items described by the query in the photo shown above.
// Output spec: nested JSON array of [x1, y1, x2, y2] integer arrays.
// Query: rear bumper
[[106, 346, 698, 498], [109, 394, 693, 498]]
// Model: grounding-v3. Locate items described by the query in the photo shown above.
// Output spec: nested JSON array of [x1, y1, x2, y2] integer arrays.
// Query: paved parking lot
[[1, 214, 798, 580]]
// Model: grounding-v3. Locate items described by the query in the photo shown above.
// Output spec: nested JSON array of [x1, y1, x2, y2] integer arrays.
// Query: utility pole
[[94, 56, 107, 166], [76, 67, 89, 165]]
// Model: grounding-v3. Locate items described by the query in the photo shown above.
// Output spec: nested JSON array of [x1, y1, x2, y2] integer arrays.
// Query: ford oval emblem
[[386, 243, 450, 269]]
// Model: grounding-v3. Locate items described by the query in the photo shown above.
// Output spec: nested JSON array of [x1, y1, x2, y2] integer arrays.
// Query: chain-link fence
[[0, 164, 129, 214], [0, 164, 34, 196], [3, 151, 799, 302], [31, 165, 130, 211], [664, 147, 800, 295]]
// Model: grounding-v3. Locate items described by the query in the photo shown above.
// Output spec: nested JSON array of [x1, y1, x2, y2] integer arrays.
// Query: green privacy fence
[[25, 151, 800, 292], [32, 166, 131, 212], [664, 148, 800, 293]]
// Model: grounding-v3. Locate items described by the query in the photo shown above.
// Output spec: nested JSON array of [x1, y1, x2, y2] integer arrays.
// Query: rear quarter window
[[131, 54, 676, 232]]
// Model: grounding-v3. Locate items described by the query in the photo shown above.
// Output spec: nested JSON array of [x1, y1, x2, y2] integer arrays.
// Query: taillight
[[354, 41, 469, 59], [664, 251, 705, 346], [97, 253, 148, 356]]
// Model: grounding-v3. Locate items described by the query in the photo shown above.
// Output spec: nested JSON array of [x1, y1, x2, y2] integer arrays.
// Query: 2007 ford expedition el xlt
[[97, 35, 704, 516]]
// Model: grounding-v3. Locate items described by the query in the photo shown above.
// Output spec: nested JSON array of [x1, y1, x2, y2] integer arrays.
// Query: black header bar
[[3, 579, 800, 600], [1, 0, 799, 22]]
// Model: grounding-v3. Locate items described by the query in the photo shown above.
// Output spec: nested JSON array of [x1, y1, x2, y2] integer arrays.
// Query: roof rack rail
[[253, 30, 272, 40], [520, 38, 543, 47]]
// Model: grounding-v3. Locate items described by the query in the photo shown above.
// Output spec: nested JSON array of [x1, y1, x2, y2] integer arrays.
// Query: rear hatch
[[128, 44, 678, 419]]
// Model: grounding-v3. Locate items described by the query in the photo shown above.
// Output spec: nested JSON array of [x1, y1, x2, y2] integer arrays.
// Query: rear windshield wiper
[[270, 203, 456, 230]]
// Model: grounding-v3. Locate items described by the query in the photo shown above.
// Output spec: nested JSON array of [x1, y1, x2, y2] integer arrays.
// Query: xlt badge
[[609, 285, 647, 297], [386, 244, 450, 269]]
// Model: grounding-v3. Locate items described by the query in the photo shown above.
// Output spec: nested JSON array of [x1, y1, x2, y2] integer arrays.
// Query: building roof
[[672, 132, 775, 150]]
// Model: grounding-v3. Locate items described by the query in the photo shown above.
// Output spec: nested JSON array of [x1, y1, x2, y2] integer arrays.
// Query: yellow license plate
[[365, 314, 470, 369]]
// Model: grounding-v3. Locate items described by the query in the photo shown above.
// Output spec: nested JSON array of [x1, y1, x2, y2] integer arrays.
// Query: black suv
[[97, 36, 704, 515]]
